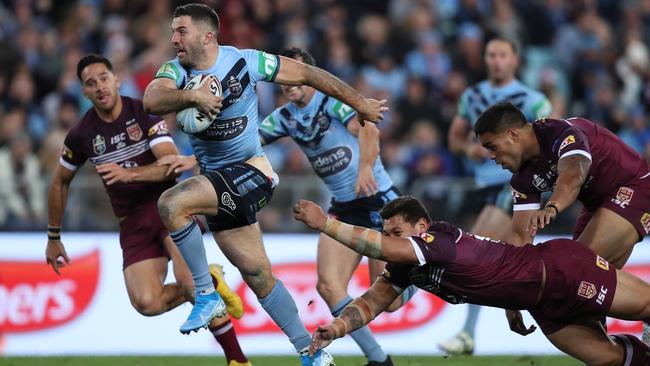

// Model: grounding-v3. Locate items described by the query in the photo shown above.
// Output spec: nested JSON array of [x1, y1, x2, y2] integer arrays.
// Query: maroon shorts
[[573, 174, 650, 240], [529, 239, 617, 335], [119, 200, 169, 269]]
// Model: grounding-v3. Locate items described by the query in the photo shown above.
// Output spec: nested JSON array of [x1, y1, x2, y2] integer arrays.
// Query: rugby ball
[[176, 74, 222, 134]]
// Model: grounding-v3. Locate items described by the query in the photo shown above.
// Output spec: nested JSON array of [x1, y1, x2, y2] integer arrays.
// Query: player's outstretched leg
[[213, 225, 334, 365], [159, 178, 227, 333]]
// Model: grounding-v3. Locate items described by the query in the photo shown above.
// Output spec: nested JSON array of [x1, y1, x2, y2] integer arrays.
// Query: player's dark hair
[[486, 37, 518, 55], [281, 47, 316, 66], [474, 102, 528, 136], [173, 3, 220, 35], [76, 54, 113, 81], [380, 196, 432, 226]]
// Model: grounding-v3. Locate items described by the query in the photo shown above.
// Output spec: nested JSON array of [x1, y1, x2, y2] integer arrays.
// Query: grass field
[[0, 356, 582, 366]]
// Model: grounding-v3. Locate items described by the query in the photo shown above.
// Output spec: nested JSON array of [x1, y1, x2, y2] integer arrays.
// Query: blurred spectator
[[0, 132, 46, 230], [395, 77, 444, 140]]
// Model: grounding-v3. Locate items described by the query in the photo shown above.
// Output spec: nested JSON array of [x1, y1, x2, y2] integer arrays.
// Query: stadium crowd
[[1, 0, 650, 231]]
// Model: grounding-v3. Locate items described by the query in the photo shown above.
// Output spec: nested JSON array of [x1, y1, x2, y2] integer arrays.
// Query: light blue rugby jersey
[[259, 91, 393, 202], [459, 79, 552, 186], [155, 46, 280, 171]]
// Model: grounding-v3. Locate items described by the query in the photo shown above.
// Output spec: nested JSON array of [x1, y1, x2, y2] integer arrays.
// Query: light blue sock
[[169, 219, 213, 293], [331, 296, 387, 362], [259, 280, 311, 352], [401, 285, 417, 305], [463, 304, 481, 336]]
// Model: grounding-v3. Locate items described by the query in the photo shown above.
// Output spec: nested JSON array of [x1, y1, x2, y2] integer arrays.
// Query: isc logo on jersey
[[176, 74, 222, 134]]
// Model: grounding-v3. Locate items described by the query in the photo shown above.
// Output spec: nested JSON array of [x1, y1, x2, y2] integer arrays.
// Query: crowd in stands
[[1, 0, 649, 231]]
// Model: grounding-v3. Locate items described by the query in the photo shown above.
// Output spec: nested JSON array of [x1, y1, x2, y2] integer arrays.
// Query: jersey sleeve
[[555, 121, 592, 161], [242, 49, 281, 83], [527, 92, 553, 120], [381, 262, 412, 290], [154, 59, 184, 89], [60, 129, 87, 171], [407, 228, 459, 266], [326, 98, 356, 126], [510, 182, 542, 211], [145, 115, 174, 147], [259, 109, 288, 144]]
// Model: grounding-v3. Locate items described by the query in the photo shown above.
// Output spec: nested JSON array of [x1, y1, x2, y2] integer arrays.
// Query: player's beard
[[179, 40, 207, 69]]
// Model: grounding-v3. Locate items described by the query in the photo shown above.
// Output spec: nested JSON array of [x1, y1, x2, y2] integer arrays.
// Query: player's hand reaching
[[355, 165, 378, 197], [357, 98, 388, 126], [192, 75, 222, 120], [526, 205, 558, 237], [96, 163, 135, 185], [505, 309, 536, 336], [45, 240, 71, 276], [293, 200, 328, 231], [309, 324, 336, 356], [156, 155, 197, 175]]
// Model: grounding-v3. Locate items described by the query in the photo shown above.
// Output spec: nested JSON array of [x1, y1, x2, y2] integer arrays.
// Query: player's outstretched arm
[[293, 200, 419, 264], [273, 56, 388, 125], [46, 164, 77, 275], [310, 277, 399, 355]]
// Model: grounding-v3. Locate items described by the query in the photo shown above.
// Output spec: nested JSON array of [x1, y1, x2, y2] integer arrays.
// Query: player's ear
[[416, 218, 428, 232], [507, 128, 520, 142]]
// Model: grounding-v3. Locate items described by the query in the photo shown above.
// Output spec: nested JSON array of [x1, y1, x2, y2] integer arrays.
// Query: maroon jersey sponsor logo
[[126, 123, 143, 141], [596, 255, 610, 271], [641, 213, 650, 234], [558, 134, 576, 154], [148, 121, 168, 137], [611, 187, 634, 209], [577, 281, 597, 299], [418, 232, 435, 243]]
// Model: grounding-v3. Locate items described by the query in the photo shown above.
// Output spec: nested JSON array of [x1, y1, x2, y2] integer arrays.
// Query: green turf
[[0, 355, 581, 366]]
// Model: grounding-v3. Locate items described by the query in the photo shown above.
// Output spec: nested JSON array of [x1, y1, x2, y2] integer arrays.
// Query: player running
[[259, 47, 414, 366], [295, 196, 650, 366], [442, 37, 552, 355], [45, 54, 250, 366], [143, 4, 385, 365]]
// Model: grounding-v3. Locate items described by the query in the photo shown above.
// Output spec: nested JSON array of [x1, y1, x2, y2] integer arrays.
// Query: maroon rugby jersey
[[510, 118, 649, 211], [60, 96, 175, 217], [382, 221, 544, 309]]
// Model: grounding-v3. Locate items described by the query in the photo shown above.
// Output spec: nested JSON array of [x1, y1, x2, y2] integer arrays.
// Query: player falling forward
[[443, 37, 552, 355], [295, 196, 650, 366], [143, 4, 385, 365], [475, 102, 650, 340], [45, 54, 250, 366], [260, 47, 417, 366]]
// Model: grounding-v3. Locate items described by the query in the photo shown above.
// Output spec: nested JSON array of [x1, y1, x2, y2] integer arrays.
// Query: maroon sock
[[209, 320, 248, 364], [612, 334, 650, 366]]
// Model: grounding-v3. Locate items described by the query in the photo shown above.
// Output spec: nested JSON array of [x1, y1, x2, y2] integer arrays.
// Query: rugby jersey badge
[[596, 255, 609, 271], [418, 233, 435, 243], [559, 134, 576, 153], [577, 281, 596, 299]]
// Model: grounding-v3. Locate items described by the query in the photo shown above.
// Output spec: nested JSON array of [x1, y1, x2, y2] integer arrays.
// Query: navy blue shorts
[[327, 187, 401, 231], [202, 163, 275, 231]]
